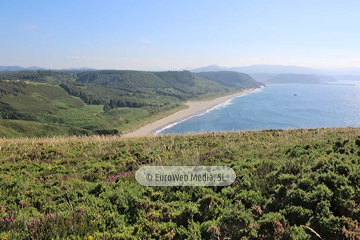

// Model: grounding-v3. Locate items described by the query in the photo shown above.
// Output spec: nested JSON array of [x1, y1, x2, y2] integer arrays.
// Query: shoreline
[[122, 88, 258, 138]]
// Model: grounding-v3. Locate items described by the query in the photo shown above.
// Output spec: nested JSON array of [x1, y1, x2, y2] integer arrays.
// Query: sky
[[2, 0, 360, 70]]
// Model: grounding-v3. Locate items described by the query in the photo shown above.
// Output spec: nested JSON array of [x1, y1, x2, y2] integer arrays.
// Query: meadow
[[0, 127, 359, 239]]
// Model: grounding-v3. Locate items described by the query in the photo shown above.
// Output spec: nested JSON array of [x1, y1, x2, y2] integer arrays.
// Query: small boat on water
[[293, 94, 297, 96]]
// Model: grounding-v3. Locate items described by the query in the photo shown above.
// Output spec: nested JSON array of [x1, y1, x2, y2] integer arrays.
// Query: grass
[[0, 78, 258, 138], [0, 127, 359, 239], [1, 83, 85, 121], [118, 102, 188, 133], [0, 119, 91, 138], [187, 90, 240, 101], [0, 83, 184, 136], [0, 82, 200, 137]]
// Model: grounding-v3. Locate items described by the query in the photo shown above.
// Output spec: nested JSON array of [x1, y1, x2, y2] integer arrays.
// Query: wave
[[154, 88, 263, 135]]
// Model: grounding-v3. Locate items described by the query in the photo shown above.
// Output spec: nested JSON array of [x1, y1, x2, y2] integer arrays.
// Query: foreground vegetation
[[0, 70, 263, 138], [0, 127, 359, 239]]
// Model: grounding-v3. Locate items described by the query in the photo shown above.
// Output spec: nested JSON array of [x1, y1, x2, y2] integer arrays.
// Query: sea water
[[155, 81, 360, 135]]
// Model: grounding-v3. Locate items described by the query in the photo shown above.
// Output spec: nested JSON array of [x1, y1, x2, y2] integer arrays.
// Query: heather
[[0, 127, 359, 239]]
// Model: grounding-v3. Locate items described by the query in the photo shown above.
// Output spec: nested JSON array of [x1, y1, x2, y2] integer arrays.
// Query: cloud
[[26, 24, 38, 29], [142, 38, 151, 44]]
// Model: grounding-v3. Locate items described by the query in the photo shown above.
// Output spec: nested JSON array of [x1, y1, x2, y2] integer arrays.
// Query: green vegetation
[[195, 71, 265, 89], [0, 80, 28, 98], [267, 74, 323, 84], [0, 70, 78, 84], [0, 119, 91, 138], [0, 70, 263, 138], [0, 127, 359, 239]]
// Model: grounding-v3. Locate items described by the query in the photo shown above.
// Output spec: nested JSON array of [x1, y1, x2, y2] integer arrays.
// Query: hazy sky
[[2, 0, 360, 70]]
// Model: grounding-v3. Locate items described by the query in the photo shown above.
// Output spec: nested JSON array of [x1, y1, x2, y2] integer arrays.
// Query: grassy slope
[[195, 71, 265, 89], [0, 119, 91, 138], [0, 80, 250, 137], [0, 83, 185, 136], [0, 127, 359, 239], [0, 83, 107, 137], [117, 102, 189, 134], [0, 70, 264, 138]]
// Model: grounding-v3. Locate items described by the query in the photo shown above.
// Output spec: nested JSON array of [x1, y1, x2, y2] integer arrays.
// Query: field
[[0, 127, 359, 239]]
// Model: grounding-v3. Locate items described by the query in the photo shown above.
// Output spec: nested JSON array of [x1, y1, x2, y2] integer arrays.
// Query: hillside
[[0, 128, 359, 239], [267, 73, 323, 84], [247, 73, 275, 82], [195, 71, 265, 89], [0, 70, 263, 137]]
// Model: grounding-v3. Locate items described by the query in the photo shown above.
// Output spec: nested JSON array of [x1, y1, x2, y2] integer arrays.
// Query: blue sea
[[155, 81, 360, 135]]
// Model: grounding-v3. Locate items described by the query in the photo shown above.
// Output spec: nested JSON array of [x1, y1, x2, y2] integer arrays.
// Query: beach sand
[[122, 88, 257, 138]]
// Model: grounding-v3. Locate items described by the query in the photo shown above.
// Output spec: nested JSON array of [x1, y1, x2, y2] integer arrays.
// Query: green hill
[[0, 82, 185, 137], [0, 127, 359, 239], [0, 70, 263, 137], [76, 70, 171, 89], [195, 71, 265, 89]]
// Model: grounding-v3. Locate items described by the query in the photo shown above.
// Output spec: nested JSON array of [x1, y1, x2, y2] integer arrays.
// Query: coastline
[[122, 88, 257, 138]]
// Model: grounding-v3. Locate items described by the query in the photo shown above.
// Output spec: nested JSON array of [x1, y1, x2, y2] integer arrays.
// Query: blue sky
[[1, 0, 360, 70]]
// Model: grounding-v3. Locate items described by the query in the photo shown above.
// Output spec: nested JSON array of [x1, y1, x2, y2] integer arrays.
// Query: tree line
[[0, 80, 28, 98], [60, 82, 156, 111]]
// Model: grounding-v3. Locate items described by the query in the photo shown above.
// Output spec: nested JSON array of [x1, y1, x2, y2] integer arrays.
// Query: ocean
[[155, 81, 360, 135]]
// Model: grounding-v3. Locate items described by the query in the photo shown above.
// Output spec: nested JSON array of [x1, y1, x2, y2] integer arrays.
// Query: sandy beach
[[122, 88, 257, 138]]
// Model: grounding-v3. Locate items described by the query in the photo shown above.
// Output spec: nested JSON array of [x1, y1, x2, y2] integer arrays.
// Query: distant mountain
[[315, 75, 337, 82], [0, 66, 47, 71], [62, 67, 96, 71], [230, 65, 322, 74], [267, 73, 323, 84], [191, 65, 226, 73], [191, 64, 322, 74], [0, 66, 96, 72], [26, 66, 46, 70], [0, 66, 27, 71], [247, 73, 275, 82]]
